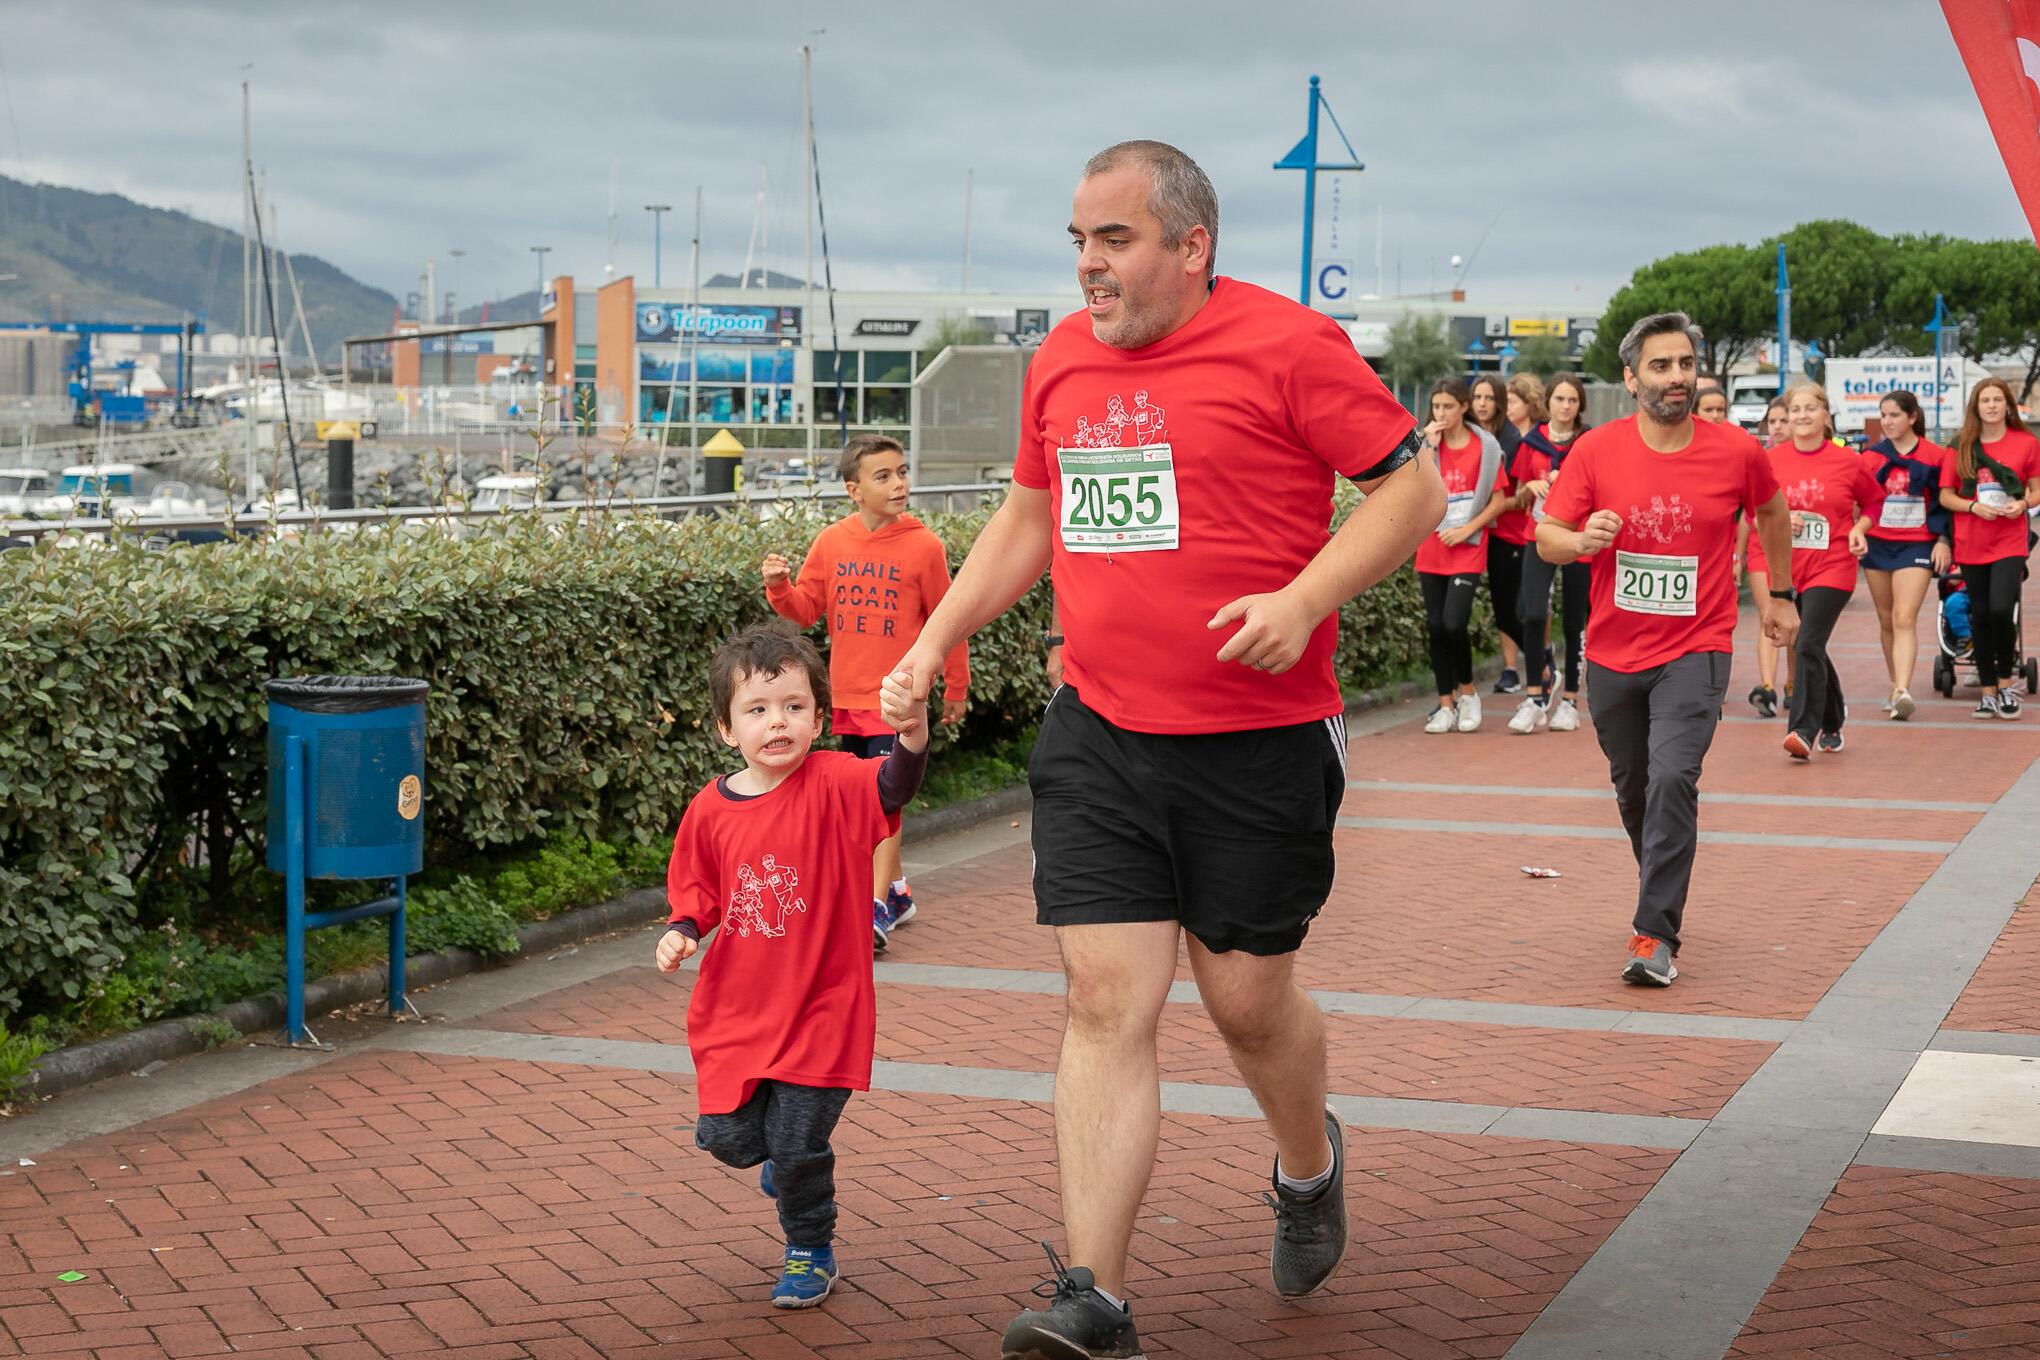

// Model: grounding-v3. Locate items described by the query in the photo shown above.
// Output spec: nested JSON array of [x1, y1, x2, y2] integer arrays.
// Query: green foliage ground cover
[[0, 490, 1460, 1052]]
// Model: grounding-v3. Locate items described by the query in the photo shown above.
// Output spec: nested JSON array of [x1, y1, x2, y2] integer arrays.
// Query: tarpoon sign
[[636, 304, 802, 345]]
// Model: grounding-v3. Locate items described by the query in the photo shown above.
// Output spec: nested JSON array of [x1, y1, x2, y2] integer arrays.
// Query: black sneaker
[[1001, 1242, 1142, 1360], [1974, 694, 2001, 720], [1266, 1107, 1349, 1297], [1817, 730, 1844, 753], [1748, 685, 1777, 719], [1999, 689, 2024, 720], [1493, 667, 1523, 695]]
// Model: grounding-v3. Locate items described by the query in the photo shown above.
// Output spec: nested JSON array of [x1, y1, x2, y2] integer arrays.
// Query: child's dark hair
[[709, 623, 831, 725], [838, 433, 905, 482]]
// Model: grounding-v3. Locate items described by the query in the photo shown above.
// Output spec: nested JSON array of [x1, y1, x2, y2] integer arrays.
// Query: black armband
[[1349, 428, 1422, 485]]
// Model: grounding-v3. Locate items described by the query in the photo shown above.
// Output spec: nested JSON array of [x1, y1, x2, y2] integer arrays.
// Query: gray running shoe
[[1001, 1242, 1142, 1360], [1622, 934, 1678, 986], [1265, 1106, 1348, 1297]]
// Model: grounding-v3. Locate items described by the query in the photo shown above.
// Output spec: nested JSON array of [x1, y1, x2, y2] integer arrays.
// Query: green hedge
[[0, 492, 1468, 1027]]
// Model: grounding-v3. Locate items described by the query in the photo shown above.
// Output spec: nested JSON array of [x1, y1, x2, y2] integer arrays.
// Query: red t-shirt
[[1769, 442, 1885, 592], [1941, 432, 2040, 566], [1542, 415, 1778, 674], [1012, 277, 1414, 734], [1416, 428, 1492, 576], [1860, 440, 1945, 545], [1490, 429, 1535, 546], [666, 751, 900, 1114], [1511, 424, 1585, 528]]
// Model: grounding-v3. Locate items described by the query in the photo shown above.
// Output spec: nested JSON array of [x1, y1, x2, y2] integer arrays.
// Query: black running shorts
[[1027, 686, 1348, 955]]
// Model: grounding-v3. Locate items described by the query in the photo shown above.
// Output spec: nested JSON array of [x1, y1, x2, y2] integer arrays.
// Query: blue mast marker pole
[[1775, 243, 1791, 396], [1299, 76, 1321, 304], [1926, 292, 1948, 437]]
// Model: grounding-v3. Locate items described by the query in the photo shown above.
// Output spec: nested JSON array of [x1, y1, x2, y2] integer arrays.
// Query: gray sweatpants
[[1586, 653, 1730, 954], [694, 1079, 852, 1249]]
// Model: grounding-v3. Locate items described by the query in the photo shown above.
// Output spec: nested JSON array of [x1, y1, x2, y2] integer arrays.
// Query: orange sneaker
[[1622, 934, 1676, 986]]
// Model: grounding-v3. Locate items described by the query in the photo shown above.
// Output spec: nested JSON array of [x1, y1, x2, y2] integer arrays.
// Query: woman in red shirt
[[1937, 377, 2040, 719], [1471, 373, 1530, 695], [1858, 390, 1951, 720], [1773, 384, 1884, 759], [1506, 373, 1591, 734], [1743, 395, 1795, 717], [1419, 378, 1510, 733]]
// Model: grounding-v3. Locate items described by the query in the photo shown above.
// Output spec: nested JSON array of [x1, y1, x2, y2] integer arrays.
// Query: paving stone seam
[[1337, 816, 1956, 854], [1349, 780, 1994, 814]]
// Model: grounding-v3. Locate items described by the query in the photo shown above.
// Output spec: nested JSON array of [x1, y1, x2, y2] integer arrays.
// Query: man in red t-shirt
[[1538, 313, 1799, 987], [892, 140, 1442, 1359]]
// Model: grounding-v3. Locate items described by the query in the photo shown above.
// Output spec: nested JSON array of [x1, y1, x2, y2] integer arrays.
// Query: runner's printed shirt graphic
[[1014, 277, 1413, 734], [1941, 432, 2040, 566], [1542, 414, 1777, 674], [1415, 431, 1490, 576], [1768, 442, 1884, 592], [1862, 440, 1944, 545], [665, 751, 899, 1113]]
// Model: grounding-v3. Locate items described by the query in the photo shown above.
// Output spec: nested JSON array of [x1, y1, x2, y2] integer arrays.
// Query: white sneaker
[[1548, 698, 1581, 732], [1455, 692, 1482, 732], [1507, 697, 1548, 734], [1424, 705, 1455, 734], [1891, 688, 1915, 721]]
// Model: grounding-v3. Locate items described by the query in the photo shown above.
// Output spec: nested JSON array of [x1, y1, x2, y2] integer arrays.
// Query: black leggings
[[1487, 536, 1526, 652], [1518, 552, 1589, 695], [1420, 570, 1477, 696], [1788, 585, 1850, 740], [1969, 557, 2025, 686]]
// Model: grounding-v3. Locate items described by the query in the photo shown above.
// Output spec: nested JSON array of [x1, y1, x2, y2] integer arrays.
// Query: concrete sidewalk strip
[[1350, 779, 1994, 813], [1338, 815, 1957, 854], [1930, 1028, 2040, 1058], [1854, 1131, 2040, 1179], [1506, 717, 2040, 1360], [391, 1022, 1707, 1150]]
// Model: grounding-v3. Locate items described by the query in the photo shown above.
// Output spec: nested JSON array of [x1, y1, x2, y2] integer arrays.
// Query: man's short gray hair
[[1083, 140, 1219, 279], [1617, 311, 1706, 373]]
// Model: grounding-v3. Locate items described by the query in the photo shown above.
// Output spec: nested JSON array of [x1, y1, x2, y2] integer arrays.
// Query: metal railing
[[1, 482, 1003, 543]]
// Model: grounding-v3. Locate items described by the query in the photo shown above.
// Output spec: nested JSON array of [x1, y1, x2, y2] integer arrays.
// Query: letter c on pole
[[1317, 263, 1349, 301]]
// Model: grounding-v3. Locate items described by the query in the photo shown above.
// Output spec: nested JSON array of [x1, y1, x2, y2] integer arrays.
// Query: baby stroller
[[1933, 564, 2039, 697]]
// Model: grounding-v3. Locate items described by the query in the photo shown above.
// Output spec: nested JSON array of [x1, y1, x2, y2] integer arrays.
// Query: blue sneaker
[[885, 881, 916, 927], [760, 1160, 776, 1199], [872, 899, 891, 952], [771, 1246, 837, 1309]]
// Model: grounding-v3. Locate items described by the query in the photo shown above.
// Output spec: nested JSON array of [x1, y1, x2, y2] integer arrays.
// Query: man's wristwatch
[[1769, 588, 1797, 603], [1042, 632, 1065, 648]]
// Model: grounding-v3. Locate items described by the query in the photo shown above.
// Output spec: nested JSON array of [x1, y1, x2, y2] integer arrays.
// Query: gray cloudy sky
[[0, 1, 2021, 311]]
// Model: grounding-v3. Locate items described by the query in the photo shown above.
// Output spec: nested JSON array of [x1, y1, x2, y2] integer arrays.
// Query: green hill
[[0, 174, 398, 363]]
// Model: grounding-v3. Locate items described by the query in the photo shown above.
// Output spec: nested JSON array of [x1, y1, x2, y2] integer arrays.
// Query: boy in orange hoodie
[[762, 434, 969, 950]]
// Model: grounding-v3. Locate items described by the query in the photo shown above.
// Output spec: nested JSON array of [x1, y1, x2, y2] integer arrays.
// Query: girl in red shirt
[[1937, 377, 2040, 719], [1507, 373, 1591, 734], [1742, 395, 1795, 717], [1773, 385, 1884, 758], [1419, 379, 1510, 733], [1859, 390, 1951, 720], [1471, 374, 1530, 694]]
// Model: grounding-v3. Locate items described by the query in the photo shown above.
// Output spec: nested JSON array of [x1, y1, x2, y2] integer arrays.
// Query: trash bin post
[[388, 875, 406, 1018], [283, 734, 308, 1044]]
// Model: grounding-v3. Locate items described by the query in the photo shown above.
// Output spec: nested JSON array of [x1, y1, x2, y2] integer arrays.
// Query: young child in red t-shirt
[[654, 622, 927, 1309], [761, 434, 969, 948]]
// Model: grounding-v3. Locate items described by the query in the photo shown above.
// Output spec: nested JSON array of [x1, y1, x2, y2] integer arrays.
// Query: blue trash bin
[[264, 675, 427, 1043]]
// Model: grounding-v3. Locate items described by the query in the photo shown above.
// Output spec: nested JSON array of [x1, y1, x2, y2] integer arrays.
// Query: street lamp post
[[645, 205, 673, 288], [530, 246, 551, 310]]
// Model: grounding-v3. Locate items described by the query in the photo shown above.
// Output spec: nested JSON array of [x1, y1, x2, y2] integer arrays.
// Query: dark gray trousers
[[1587, 653, 1730, 953], [694, 1080, 852, 1248]]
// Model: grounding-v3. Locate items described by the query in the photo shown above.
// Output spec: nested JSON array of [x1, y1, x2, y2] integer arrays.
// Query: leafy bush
[[0, 1025, 51, 1103], [406, 876, 521, 956], [0, 489, 1464, 1028]]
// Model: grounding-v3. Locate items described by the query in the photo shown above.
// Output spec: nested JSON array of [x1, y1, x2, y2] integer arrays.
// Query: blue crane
[[0, 318, 205, 426]]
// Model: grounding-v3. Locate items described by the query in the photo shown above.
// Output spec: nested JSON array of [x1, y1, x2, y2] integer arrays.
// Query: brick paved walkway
[[5, 589, 2040, 1359]]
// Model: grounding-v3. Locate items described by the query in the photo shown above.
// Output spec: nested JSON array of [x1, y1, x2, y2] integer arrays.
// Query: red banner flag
[[1944, 0, 2040, 241]]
